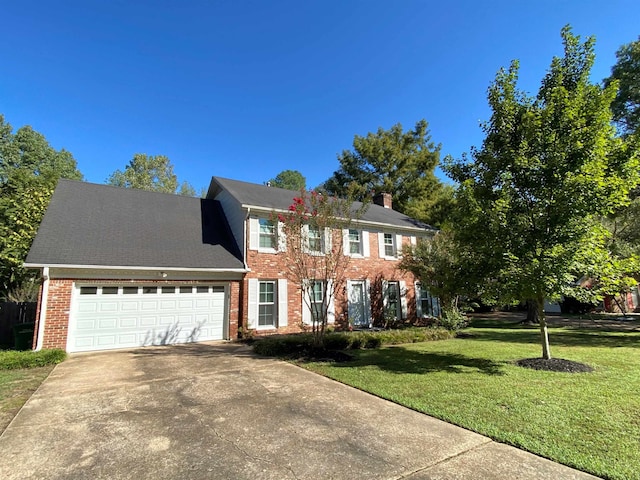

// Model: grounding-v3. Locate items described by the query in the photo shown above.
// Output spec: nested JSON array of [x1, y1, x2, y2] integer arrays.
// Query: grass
[[302, 319, 640, 480], [0, 349, 66, 432], [0, 366, 55, 432]]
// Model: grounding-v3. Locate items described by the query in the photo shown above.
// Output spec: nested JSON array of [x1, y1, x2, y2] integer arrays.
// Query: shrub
[[438, 308, 469, 331], [251, 328, 455, 357], [252, 334, 314, 357], [0, 349, 67, 370], [323, 333, 351, 350]]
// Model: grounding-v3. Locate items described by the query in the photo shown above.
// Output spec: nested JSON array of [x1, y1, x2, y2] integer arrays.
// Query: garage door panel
[[70, 285, 227, 352], [98, 318, 117, 329], [120, 317, 138, 328], [121, 302, 139, 312]]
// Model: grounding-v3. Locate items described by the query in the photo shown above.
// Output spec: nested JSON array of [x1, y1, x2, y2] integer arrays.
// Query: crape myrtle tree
[[107, 153, 196, 196], [445, 26, 640, 359], [275, 188, 366, 348], [0, 115, 82, 298]]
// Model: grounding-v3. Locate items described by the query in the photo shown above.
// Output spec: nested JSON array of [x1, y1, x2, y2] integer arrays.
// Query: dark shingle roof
[[26, 180, 245, 270], [209, 176, 436, 232]]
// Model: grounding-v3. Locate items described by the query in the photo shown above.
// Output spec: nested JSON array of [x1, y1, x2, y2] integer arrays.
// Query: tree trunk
[[537, 295, 551, 359], [525, 299, 538, 324]]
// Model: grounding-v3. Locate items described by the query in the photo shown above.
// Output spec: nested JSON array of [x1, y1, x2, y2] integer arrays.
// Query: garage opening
[[68, 284, 227, 352]]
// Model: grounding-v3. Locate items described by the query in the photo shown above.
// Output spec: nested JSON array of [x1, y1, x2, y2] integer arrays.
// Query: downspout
[[35, 266, 50, 351], [244, 208, 250, 270]]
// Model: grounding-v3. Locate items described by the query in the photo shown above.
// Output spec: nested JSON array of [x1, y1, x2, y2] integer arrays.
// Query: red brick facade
[[242, 220, 420, 336]]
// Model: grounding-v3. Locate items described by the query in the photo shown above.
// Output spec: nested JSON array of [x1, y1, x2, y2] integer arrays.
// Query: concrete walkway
[[0, 343, 598, 480]]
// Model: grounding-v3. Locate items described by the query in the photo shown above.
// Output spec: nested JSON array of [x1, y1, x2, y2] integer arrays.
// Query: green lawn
[[0, 366, 54, 432], [302, 320, 640, 480]]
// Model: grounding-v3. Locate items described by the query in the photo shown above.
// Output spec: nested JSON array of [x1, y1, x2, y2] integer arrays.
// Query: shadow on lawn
[[328, 347, 505, 376], [464, 327, 640, 349]]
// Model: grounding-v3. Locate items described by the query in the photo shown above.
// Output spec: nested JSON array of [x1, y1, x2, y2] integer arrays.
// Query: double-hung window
[[348, 229, 361, 255], [309, 280, 324, 323], [384, 281, 400, 319], [258, 281, 276, 327], [259, 219, 276, 249], [416, 282, 440, 317], [383, 233, 395, 257], [308, 225, 322, 253]]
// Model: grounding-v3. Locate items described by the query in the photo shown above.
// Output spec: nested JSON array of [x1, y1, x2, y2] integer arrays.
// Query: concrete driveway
[[0, 342, 597, 480]]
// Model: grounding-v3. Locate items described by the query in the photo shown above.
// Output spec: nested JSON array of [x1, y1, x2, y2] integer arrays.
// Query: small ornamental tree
[[275, 189, 365, 348]]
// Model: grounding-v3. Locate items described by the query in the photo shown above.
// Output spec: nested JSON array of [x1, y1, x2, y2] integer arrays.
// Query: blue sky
[[1, 1, 639, 192]]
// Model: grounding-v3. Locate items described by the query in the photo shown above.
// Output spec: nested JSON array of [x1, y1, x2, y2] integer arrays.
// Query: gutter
[[240, 204, 436, 234], [23, 263, 248, 273]]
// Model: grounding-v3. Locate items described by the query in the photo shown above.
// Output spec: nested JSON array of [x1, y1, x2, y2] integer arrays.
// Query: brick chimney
[[373, 192, 392, 209]]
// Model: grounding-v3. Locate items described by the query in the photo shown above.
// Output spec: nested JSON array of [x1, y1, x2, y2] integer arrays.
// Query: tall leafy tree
[[605, 36, 640, 136], [268, 169, 306, 190], [0, 115, 83, 295], [323, 120, 443, 224], [107, 153, 196, 196], [445, 26, 640, 359]]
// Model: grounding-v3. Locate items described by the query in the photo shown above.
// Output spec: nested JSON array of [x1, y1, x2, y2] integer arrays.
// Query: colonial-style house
[[25, 177, 437, 352]]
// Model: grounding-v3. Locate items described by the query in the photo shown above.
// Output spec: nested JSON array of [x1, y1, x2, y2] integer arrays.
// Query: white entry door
[[348, 280, 370, 327], [68, 284, 227, 352]]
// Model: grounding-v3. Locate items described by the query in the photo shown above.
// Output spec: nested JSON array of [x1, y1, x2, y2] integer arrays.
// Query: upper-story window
[[348, 229, 361, 255], [308, 225, 322, 253], [383, 233, 395, 257], [259, 219, 276, 249]]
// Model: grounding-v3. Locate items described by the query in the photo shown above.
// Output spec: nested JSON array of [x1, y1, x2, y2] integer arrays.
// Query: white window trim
[[344, 229, 370, 257], [378, 232, 402, 260], [248, 278, 288, 329], [249, 217, 285, 254], [382, 280, 407, 320]]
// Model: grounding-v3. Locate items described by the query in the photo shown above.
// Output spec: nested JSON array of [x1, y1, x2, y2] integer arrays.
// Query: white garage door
[[68, 284, 227, 352]]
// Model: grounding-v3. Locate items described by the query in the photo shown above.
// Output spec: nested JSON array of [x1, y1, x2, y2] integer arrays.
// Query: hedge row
[[0, 349, 67, 370], [252, 327, 454, 357]]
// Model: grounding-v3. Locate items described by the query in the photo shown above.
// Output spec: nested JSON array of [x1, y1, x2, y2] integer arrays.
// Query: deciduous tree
[[445, 26, 640, 359], [268, 169, 306, 190], [0, 115, 82, 295], [605, 36, 640, 136], [107, 153, 196, 196]]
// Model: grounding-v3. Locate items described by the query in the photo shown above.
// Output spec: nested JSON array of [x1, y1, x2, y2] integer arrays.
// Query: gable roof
[[26, 179, 245, 270], [208, 176, 436, 232]]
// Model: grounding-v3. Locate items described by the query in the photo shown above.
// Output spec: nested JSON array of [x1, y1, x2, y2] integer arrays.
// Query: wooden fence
[[0, 302, 37, 347]]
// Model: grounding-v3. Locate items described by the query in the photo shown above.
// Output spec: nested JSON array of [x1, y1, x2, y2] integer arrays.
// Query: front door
[[348, 281, 368, 327]]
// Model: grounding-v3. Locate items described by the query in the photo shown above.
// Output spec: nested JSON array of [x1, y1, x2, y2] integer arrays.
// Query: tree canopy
[[107, 153, 196, 196], [0, 115, 83, 296], [605, 36, 640, 136], [268, 169, 306, 190], [445, 26, 640, 359], [323, 120, 444, 226]]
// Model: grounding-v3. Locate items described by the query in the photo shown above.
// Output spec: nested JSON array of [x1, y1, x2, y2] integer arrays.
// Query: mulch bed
[[516, 357, 594, 373]]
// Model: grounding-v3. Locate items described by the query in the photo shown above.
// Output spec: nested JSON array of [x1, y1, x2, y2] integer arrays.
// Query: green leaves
[[323, 120, 444, 226], [107, 153, 196, 196], [445, 26, 640, 312], [0, 114, 82, 295]]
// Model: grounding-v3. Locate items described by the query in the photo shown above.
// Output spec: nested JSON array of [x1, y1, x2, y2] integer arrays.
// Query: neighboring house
[[25, 177, 437, 353]]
